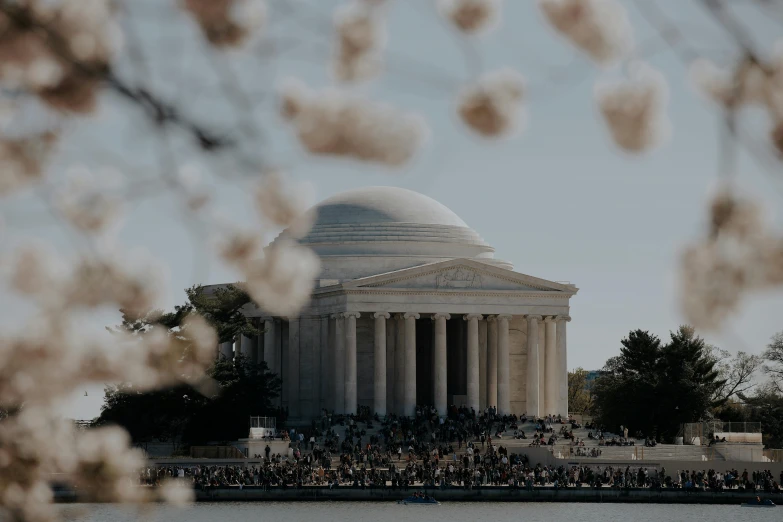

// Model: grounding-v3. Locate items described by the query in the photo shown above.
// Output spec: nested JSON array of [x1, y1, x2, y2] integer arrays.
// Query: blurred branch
[[0, 1, 233, 151]]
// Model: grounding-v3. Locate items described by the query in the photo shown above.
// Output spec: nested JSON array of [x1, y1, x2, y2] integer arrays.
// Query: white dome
[[312, 186, 469, 228], [276, 186, 512, 281]]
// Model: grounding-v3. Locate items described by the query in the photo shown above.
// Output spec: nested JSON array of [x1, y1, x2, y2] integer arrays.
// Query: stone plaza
[[216, 187, 578, 422]]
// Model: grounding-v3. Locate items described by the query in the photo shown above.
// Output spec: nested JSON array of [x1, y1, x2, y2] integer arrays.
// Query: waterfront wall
[[194, 486, 783, 504], [504, 447, 783, 476]]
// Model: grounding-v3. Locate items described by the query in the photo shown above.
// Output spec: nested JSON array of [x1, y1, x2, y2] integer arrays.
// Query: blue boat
[[741, 499, 776, 507], [397, 495, 440, 505]]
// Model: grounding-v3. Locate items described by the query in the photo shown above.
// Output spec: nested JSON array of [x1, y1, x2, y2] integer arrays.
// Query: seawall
[[194, 486, 783, 504]]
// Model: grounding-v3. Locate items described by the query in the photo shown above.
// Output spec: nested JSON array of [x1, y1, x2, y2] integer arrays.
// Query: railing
[[250, 416, 276, 429], [681, 421, 762, 446], [703, 421, 762, 434], [552, 444, 719, 461]]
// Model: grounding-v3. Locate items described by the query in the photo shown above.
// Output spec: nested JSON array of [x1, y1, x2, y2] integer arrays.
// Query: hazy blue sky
[[1, 0, 781, 419]]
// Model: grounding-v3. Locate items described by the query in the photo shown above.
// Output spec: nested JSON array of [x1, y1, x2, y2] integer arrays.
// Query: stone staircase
[[297, 418, 719, 464]]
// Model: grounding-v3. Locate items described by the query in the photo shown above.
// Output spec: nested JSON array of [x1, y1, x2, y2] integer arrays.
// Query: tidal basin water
[[59, 501, 779, 522]]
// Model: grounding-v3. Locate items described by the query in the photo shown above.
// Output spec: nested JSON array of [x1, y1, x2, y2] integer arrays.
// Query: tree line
[[569, 326, 783, 447]]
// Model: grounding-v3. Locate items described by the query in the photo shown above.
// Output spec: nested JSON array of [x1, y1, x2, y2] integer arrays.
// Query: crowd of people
[[142, 406, 782, 493]]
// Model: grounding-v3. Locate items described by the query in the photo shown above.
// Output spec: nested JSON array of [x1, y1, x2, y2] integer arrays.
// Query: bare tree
[[710, 347, 763, 403], [763, 331, 783, 393]]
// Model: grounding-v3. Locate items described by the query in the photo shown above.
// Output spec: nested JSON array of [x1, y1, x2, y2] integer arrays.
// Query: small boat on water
[[741, 499, 776, 508], [397, 495, 440, 505]]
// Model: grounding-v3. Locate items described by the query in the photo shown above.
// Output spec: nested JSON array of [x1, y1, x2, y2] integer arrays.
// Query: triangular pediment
[[341, 259, 577, 294]]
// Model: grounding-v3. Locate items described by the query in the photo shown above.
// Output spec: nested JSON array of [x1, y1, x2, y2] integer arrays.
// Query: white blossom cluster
[[0, 410, 193, 521], [278, 79, 429, 166], [538, 0, 633, 66], [595, 65, 671, 153], [0, 132, 57, 196], [681, 192, 783, 330], [437, 0, 502, 35], [1, 239, 216, 520], [333, 1, 388, 82], [458, 68, 526, 137], [536, 0, 670, 154], [0, 0, 119, 113], [691, 40, 783, 155], [182, 0, 267, 48]]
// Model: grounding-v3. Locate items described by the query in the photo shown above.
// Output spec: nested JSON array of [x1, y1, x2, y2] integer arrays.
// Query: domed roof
[[313, 187, 469, 228], [275, 186, 512, 280]]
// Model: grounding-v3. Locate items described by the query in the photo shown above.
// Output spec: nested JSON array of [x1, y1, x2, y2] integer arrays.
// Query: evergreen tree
[[593, 326, 725, 441]]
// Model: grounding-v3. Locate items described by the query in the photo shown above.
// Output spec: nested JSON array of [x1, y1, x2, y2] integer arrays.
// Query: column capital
[[373, 312, 391, 319], [403, 312, 420, 320], [497, 314, 513, 321], [330, 313, 343, 320], [343, 312, 361, 319], [486, 315, 497, 323], [544, 316, 556, 323], [464, 314, 484, 321], [432, 313, 451, 321], [556, 315, 572, 323], [525, 314, 543, 321]]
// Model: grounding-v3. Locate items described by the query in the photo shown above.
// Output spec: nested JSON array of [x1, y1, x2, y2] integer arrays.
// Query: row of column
[[331, 312, 570, 418], [218, 312, 570, 419], [525, 315, 571, 418]]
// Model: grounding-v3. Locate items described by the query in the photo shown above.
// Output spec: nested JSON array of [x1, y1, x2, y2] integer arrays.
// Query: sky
[[1, 0, 782, 419]]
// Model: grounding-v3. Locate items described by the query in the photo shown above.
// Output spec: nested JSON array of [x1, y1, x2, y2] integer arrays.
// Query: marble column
[[465, 314, 482, 412], [526, 315, 542, 418], [344, 312, 360, 415], [403, 312, 419, 416], [479, 318, 488, 411], [240, 334, 255, 360], [544, 317, 558, 415], [219, 341, 234, 361], [311, 316, 322, 415], [333, 314, 345, 414], [487, 316, 498, 409], [320, 316, 330, 413], [263, 319, 274, 368], [373, 312, 390, 415], [556, 315, 571, 417], [287, 318, 300, 418], [394, 314, 405, 415], [432, 313, 450, 416], [497, 315, 512, 415]]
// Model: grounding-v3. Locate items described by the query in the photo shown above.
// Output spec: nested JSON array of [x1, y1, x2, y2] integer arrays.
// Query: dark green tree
[[183, 355, 281, 444], [116, 284, 257, 344], [592, 330, 661, 437], [95, 356, 281, 445], [96, 384, 200, 451], [96, 285, 280, 446], [593, 326, 725, 441]]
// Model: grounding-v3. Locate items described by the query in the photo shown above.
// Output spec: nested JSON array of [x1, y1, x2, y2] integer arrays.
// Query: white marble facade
[[216, 187, 577, 421]]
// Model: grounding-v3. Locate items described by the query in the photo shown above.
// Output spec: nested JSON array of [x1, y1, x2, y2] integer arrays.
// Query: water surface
[[59, 501, 779, 522]]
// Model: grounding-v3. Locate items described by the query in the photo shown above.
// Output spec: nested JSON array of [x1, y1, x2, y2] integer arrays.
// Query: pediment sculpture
[[436, 268, 482, 289]]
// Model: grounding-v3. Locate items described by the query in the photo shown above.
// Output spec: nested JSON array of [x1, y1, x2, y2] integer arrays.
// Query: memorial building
[[217, 186, 577, 422]]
